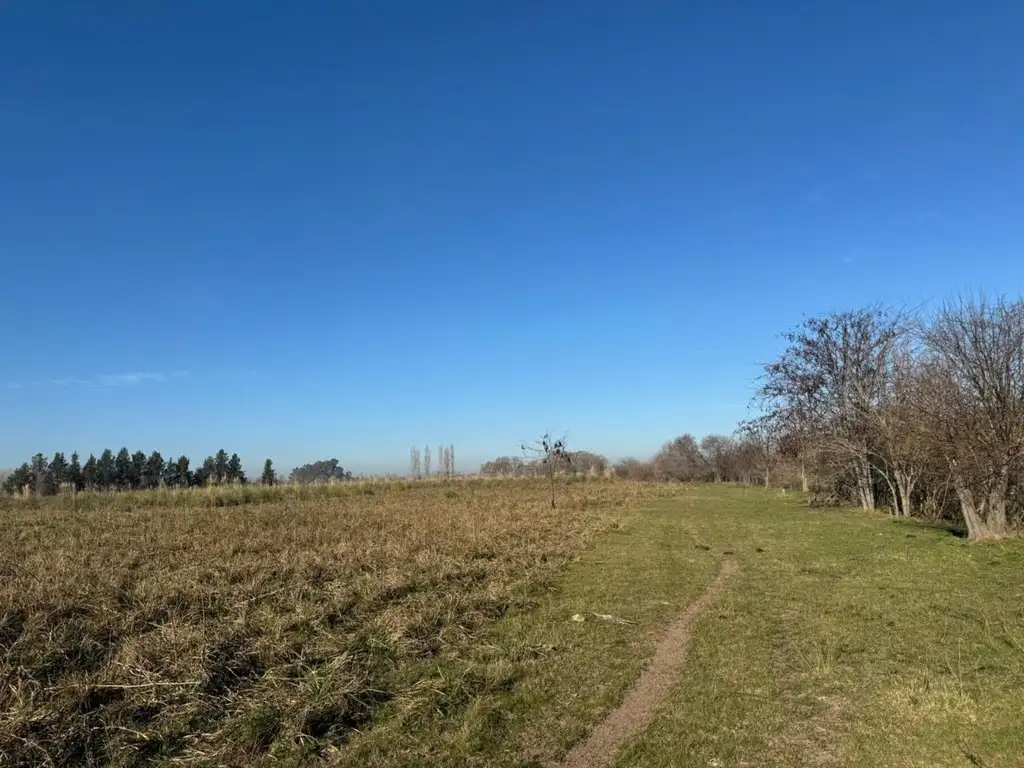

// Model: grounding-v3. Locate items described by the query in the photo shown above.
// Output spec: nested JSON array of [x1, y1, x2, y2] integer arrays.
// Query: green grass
[[343, 490, 719, 766], [613, 488, 1024, 768], [342, 486, 1024, 767], [3, 483, 1022, 766]]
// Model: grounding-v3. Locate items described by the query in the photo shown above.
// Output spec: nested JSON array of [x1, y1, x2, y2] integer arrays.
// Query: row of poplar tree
[[1, 448, 260, 496]]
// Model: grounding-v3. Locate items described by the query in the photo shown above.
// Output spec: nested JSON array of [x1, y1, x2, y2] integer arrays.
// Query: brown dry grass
[[0, 478, 676, 766]]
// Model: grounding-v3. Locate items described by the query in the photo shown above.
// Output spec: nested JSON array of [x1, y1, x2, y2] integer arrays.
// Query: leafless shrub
[[522, 433, 572, 508]]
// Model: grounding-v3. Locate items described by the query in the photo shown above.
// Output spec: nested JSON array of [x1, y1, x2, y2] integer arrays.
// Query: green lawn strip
[[339, 493, 721, 766], [615, 488, 1024, 768]]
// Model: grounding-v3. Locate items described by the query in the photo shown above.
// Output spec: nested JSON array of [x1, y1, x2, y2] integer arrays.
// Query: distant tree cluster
[[477, 430, 785, 493], [1, 448, 249, 496], [288, 458, 352, 485], [479, 435, 770, 485], [480, 450, 608, 478], [410, 444, 456, 478], [648, 433, 767, 483]]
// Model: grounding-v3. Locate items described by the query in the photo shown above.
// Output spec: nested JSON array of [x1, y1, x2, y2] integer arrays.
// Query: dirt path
[[557, 558, 739, 768]]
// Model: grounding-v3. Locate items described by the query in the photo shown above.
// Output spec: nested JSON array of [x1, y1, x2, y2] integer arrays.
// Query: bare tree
[[865, 345, 931, 516], [738, 417, 779, 488], [613, 457, 655, 481], [410, 446, 421, 479], [757, 308, 906, 509], [920, 295, 1024, 539], [568, 451, 609, 477], [653, 434, 708, 482], [434, 444, 455, 480], [700, 435, 734, 483], [424, 445, 431, 477], [522, 432, 571, 508]]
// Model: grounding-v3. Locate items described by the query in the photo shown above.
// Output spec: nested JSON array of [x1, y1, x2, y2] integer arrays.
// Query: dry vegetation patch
[[0, 479, 675, 766]]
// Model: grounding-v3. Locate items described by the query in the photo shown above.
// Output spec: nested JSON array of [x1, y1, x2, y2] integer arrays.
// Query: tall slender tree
[[171, 455, 191, 488], [129, 451, 147, 489], [227, 453, 245, 484], [68, 452, 85, 492], [114, 448, 132, 490], [48, 452, 69, 489], [83, 454, 99, 490], [145, 451, 166, 489], [31, 453, 54, 495], [97, 449, 115, 490], [214, 449, 229, 485]]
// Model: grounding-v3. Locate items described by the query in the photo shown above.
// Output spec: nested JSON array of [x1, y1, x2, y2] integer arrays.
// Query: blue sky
[[1, 2, 1022, 474]]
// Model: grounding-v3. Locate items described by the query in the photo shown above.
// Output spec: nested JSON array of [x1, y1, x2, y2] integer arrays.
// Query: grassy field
[[2, 482, 1022, 766]]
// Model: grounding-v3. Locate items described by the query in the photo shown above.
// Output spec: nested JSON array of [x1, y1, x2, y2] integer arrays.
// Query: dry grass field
[[0, 479, 677, 766]]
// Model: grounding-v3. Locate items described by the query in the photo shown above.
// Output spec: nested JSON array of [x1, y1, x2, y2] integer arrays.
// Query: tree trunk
[[800, 460, 809, 493], [880, 470, 900, 516], [853, 456, 875, 510], [895, 470, 916, 518], [951, 466, 996, 540], [986, 463, 1010, 536], [956, 486, 992, 540]]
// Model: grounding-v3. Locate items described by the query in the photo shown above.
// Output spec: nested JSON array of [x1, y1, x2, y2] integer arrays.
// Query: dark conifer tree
[[69, 452, 85, 492]]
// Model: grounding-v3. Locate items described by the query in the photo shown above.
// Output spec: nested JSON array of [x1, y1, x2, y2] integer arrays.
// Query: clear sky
[[1, 2, 1022, 474]]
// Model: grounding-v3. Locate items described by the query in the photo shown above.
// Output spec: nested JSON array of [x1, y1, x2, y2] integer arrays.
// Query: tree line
[[1, 451, 365, 495], [753, 294, 1024, 540], [477, 293, 1024, 542], [1, 448, 252, 495], [480, 437, 769, 484], [615, 432, 772, 484], [537, 294, 1024, 541], [9, 293, 1020, 540]]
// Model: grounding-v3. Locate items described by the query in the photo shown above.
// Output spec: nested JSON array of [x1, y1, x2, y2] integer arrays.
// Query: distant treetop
[[288, 458, 352, 485]]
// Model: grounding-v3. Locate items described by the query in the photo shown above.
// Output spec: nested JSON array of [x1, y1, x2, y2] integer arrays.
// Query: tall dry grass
[[0, 478, 675, 766]]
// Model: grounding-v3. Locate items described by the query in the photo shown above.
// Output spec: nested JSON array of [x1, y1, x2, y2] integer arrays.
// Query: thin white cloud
[[50, 371, 181, 389], [6, 382, 21, 389], [96, 372, 167, 387]]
